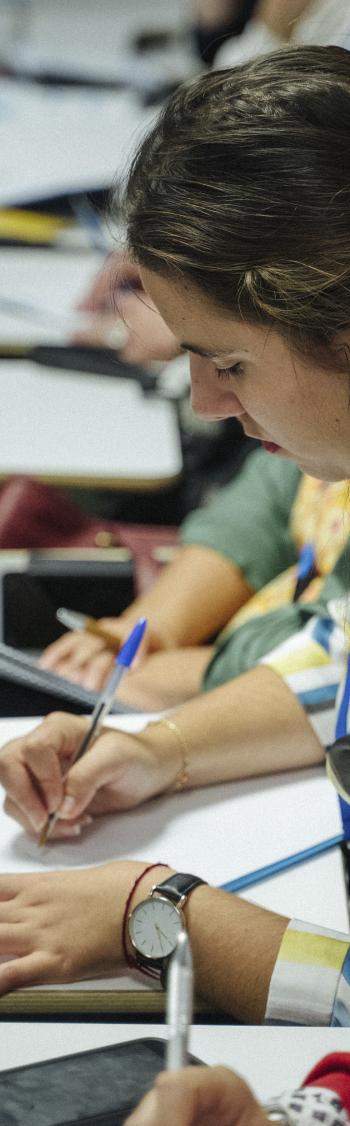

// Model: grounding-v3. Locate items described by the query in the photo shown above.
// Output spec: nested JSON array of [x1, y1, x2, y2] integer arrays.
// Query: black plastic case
[[0, 1036, 200, 1125]]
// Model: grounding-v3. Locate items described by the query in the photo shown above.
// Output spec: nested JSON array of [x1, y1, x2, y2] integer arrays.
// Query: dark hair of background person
[[118, 45, 350, 375]]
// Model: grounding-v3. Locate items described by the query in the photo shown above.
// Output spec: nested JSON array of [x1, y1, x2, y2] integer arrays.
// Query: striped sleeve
[[260, 614, 346, 747], [265, 919, 350, 1026]]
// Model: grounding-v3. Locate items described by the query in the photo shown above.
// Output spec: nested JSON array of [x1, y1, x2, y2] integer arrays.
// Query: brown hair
[[118, 45, 350, 370]]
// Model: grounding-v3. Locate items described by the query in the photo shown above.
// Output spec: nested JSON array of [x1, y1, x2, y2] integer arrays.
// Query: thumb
[[58, 736, 119, 820]]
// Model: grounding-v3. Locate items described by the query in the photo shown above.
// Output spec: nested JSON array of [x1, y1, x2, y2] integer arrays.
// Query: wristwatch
[[128, 872, 207, 985]]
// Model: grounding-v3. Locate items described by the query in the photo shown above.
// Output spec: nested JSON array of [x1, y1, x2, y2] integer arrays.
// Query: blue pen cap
[[117, 617, 147, 668], [297, 542, 315, 580]]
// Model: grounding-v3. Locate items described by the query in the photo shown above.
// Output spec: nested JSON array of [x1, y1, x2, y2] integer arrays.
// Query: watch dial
[[130, 896, 183, 959]]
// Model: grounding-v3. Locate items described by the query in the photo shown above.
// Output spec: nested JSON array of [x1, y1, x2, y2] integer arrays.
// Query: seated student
[[39, 450, 349, 717], [212, 0, 350, 68], [125, 1052, 350, 1126], [0, 45, 349, 1026], [4, 455, 349, 837]]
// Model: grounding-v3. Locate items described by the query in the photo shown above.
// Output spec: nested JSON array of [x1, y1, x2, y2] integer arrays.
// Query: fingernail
[[31, 813, 46, 832], [60, 795, 77, 818]]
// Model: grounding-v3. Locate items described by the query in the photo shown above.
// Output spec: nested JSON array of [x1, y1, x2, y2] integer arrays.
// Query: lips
[[261, 441, 281, 453]]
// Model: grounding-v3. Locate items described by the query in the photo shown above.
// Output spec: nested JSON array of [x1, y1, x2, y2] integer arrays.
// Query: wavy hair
[[118, 45, 350, 370]]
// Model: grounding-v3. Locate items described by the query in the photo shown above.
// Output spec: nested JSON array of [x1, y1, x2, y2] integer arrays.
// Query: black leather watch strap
[[153, 872, 207, 904]]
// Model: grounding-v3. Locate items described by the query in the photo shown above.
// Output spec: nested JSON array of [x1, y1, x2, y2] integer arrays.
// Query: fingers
[[3, 795, 92, 839], [1, 761, 50, 833], [0, 951, 53, 996], [76, 253, 142, 313], [125, 1066, 266, 1126], [39, 630, 104, 672], [40, 631, 117, 690], [75, 289, 178, 366], [58, 731, 123, 821], [81, 651, 116, 692], [0, 713, 88, 832], [72, 312, 129, 351]]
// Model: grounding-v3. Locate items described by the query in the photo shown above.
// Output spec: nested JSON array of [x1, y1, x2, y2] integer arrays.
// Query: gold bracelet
[[158, 717, 190, 792]]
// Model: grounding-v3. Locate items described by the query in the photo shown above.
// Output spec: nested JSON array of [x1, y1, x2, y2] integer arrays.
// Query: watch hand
[[155, 925, 166, 953], [156, 924, 170, 942]]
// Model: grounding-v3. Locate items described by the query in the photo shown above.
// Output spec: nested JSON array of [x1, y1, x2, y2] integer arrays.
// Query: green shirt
[[180, 449, 349, 692]]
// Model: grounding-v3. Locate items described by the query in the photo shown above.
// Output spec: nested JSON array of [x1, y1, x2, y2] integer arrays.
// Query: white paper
[[0, 715, 348, 997]]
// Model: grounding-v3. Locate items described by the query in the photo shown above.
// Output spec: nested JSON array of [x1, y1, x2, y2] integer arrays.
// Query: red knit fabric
[[303, 1055, 350, 1117]]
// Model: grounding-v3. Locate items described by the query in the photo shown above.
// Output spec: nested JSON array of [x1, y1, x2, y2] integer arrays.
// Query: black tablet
[[0, 1036, 201, 1125]]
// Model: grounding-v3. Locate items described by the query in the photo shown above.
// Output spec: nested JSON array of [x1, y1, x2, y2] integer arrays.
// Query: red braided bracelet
[[122, 863, 167, 977]]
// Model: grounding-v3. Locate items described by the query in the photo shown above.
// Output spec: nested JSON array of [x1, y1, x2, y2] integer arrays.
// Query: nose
[[189, 354, 245, 421]]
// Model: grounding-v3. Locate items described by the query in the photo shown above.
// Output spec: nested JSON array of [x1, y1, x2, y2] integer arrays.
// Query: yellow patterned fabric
[[226, 477, 350, 633], [266, 919, 350, 1026]]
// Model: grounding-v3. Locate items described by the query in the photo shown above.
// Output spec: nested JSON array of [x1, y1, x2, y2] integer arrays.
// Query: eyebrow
[[180, 341, 238, 358]]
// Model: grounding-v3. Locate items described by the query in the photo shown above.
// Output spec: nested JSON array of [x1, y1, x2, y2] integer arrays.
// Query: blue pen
[[39, 616, 147, 845], [220, 831, 345, 894], [293, 542, 316, 602]]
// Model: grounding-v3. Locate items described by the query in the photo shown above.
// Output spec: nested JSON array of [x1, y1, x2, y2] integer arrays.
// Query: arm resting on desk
[[0, 666, 324, 837], [0, 859, 286, 1020], [0, 860, 348, 1024], [40, 544, 252, 692]]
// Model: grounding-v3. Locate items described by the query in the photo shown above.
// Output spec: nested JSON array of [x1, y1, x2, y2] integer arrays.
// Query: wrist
[[139, 721, 185, 793], [123, 864, 173, 970], [131, 865, 174, 911], [125, 867, 207, 984]]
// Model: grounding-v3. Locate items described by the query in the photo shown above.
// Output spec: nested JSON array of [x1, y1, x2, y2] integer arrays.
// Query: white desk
[[0, 359, 182, 489], [0, 0, 191, 207], [0, 79, 157, 207], [0, 249, 182, 490], [0, 716, 347, 1015], [0, 1024, 348, 1103]]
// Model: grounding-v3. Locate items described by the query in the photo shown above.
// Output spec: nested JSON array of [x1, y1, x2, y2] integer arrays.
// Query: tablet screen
[[0, 1037, 192, 1125]]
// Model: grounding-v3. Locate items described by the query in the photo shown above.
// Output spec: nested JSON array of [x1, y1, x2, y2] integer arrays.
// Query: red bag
[[0, 476, 178, 594]]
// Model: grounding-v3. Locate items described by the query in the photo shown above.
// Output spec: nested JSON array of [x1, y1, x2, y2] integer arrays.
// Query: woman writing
[[0, 45, 348, 1026]]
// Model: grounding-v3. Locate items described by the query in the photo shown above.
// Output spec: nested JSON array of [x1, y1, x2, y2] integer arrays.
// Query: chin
[[296, 458, 346, 482]]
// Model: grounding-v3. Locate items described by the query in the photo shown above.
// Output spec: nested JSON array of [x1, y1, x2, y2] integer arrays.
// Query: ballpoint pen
[[292, 542, 316, 602], [166, 930, 193, 1072], [39, 615, 147, 846], [56, 606, 122, 652]]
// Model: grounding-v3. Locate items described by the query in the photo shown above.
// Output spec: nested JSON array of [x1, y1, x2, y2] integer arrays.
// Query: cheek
[[190, 357, 245, 419]]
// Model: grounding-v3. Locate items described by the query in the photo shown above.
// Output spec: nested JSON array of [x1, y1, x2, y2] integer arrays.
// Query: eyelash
[[215, 363, 244, 380]]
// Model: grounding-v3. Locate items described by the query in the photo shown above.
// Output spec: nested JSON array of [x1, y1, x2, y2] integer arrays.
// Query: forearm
[[120, 545, 253, 650], [130, 865, 288, 1021], [142, 664, 324, 789], [118, 646, 213, 710], [187, 884, 288, 1020]]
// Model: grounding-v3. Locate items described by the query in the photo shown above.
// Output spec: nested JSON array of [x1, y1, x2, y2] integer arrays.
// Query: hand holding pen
[[39, 617, 147, 845]]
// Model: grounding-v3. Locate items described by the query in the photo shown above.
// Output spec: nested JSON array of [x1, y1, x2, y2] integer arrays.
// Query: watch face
[[129, 895, 183, 960]]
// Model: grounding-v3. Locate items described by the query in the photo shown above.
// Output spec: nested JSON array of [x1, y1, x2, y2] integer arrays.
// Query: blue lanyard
[[334, 651, 350, 837]]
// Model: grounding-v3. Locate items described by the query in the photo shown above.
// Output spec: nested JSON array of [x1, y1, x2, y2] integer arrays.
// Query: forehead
[[139, 265, 268, 358]]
